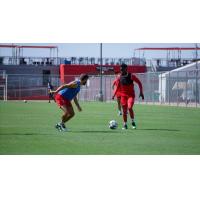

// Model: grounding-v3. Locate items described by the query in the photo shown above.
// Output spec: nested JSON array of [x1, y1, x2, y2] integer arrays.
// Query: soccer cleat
[[55, 123, 62, 132], [131, 121, 136, 129], [118, 111, 122, 116], [55, 123, 68, 132], [122, 124, 128, 130], [60, 123, 67, 132]]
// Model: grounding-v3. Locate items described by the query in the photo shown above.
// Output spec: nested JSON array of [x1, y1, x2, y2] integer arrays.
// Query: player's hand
[[112, 96, 115, 100], [50, 90, 55, 94], [139, 93, 144, 100]]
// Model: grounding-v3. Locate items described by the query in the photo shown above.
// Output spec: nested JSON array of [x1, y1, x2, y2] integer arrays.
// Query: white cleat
[[55, 123, 68, 132], [55, 123, 62, 132], [131, 121, 136, 129], [60, 123, 68, 132], [122, 124, 128, 130]]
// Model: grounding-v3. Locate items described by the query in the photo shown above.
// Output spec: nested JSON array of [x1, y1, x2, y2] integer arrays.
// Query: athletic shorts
[[55, 93, 72, 107], [116, 92, 121, 98], [120, 96, 134, 108]]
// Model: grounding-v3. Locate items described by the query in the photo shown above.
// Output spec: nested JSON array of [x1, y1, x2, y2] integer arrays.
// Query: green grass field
[[0, 101, 200, 154]]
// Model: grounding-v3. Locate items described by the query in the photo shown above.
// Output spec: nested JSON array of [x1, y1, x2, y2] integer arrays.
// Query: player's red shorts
[[120, 95, 134, 108], [116, 92, 121, 98], [55, 93, 72, 107]]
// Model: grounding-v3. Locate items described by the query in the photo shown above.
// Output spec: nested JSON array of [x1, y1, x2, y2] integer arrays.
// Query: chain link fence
[[1, 71, 200, 107]]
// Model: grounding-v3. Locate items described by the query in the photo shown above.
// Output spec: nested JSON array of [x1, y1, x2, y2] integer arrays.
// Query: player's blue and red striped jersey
[[58, 80, 81, 100]]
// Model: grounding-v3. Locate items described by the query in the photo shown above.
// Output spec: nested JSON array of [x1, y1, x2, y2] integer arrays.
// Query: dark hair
[[80, 74, 89, 81], [120, 63, 128, 69]]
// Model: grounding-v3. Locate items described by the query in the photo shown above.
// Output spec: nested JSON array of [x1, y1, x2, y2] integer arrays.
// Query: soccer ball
[[109, 120, 118, 129], [24, 100, 27, 103]]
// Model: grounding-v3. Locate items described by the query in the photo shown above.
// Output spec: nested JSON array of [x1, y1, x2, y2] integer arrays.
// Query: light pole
[[99, 43, 103, 101]]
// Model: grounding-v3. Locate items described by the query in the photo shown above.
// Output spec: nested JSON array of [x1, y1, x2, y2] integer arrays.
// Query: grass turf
[[0, 101, 200, 154]]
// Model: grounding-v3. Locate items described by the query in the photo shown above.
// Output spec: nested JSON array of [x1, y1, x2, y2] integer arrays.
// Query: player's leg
[[48, 93, 51, 103], [60, 104, 75, 123], [55, 104, 68, 131], [55, 94, 74, 132], [117, 96, 122, 115], [127, 97, 136, 129], [121, 96, 128, 129], [127, 96, 134, 119], [56, 102, 75, 131]]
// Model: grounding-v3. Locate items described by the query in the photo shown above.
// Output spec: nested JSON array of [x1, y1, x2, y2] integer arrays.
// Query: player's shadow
[[0, 133, 56, 136], [73, 129, 180, 133], [73, 130, 113, 133], [138, 128, 180, 132]]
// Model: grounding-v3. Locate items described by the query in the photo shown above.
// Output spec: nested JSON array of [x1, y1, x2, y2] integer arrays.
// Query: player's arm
[[74, 96, 82, 112], [112, 80, 116, 90], [112, 79, 120, 99], [50, 81, 78, 94], [112, 74, 120, 90], [112, 83, 115, 90], [132, 74, 144, 100]]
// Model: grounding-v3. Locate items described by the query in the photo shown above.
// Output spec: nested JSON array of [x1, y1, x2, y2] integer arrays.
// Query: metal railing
[[145, 58, 200, 71], [0, 56, 59, 66], [0, 56, 146, 66], [1, 56, 199, 74]]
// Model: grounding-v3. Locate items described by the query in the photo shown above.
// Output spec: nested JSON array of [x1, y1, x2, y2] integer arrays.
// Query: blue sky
[[0, 43, 199, 59]]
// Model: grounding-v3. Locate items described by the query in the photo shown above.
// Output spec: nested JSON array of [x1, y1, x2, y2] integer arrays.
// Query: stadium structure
[[0, 44, 200, 106]]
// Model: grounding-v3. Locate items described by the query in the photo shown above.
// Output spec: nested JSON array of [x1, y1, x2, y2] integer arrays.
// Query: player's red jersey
[[113, 73, 143, 98]]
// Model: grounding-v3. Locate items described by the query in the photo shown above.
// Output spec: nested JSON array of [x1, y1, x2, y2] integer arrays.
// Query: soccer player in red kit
[[112, 72, 122, 116], [112, 64, 144, 130]]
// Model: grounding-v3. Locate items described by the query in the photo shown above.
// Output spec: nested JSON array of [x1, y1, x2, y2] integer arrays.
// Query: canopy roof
[[0, 44, 57, 49], [136, 47, 200, 51], [19, 45, 57, 49], [0, 44, 18, 48]]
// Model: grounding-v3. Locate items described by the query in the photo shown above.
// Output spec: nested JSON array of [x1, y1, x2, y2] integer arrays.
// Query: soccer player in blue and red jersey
[[50, 74, 89, 132], [112, 64, 144, 130]]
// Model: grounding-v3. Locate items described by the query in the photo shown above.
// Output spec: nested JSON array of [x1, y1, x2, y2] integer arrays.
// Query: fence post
[[168, 71, 170, 105], [185, 71, 188, 107], [110, 75, 112, 101], [104, 76, 106, 101], [153, 73, 155, 105], [160, 72, 162, 105], [195, 68, 198, 108], [5, 74, 8, 101], [197, 69, 200, 106], [99, 43, 103, 101], [19, 76, 21, 100], [177, 71, 179, 106]]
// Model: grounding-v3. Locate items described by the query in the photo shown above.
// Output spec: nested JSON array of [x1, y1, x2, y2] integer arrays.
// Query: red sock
[[129, 108, 134, 119], [122, 106, 127, 122]]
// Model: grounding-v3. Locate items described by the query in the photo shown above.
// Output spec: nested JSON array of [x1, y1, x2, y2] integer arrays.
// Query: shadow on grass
[[138, 128, 180, 132], [72, 130, 115, 133], [0, 133, 56, 136], [73, 129, 180, 133], [0, 131, 115, 135], [0, 128, 180, 135]]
